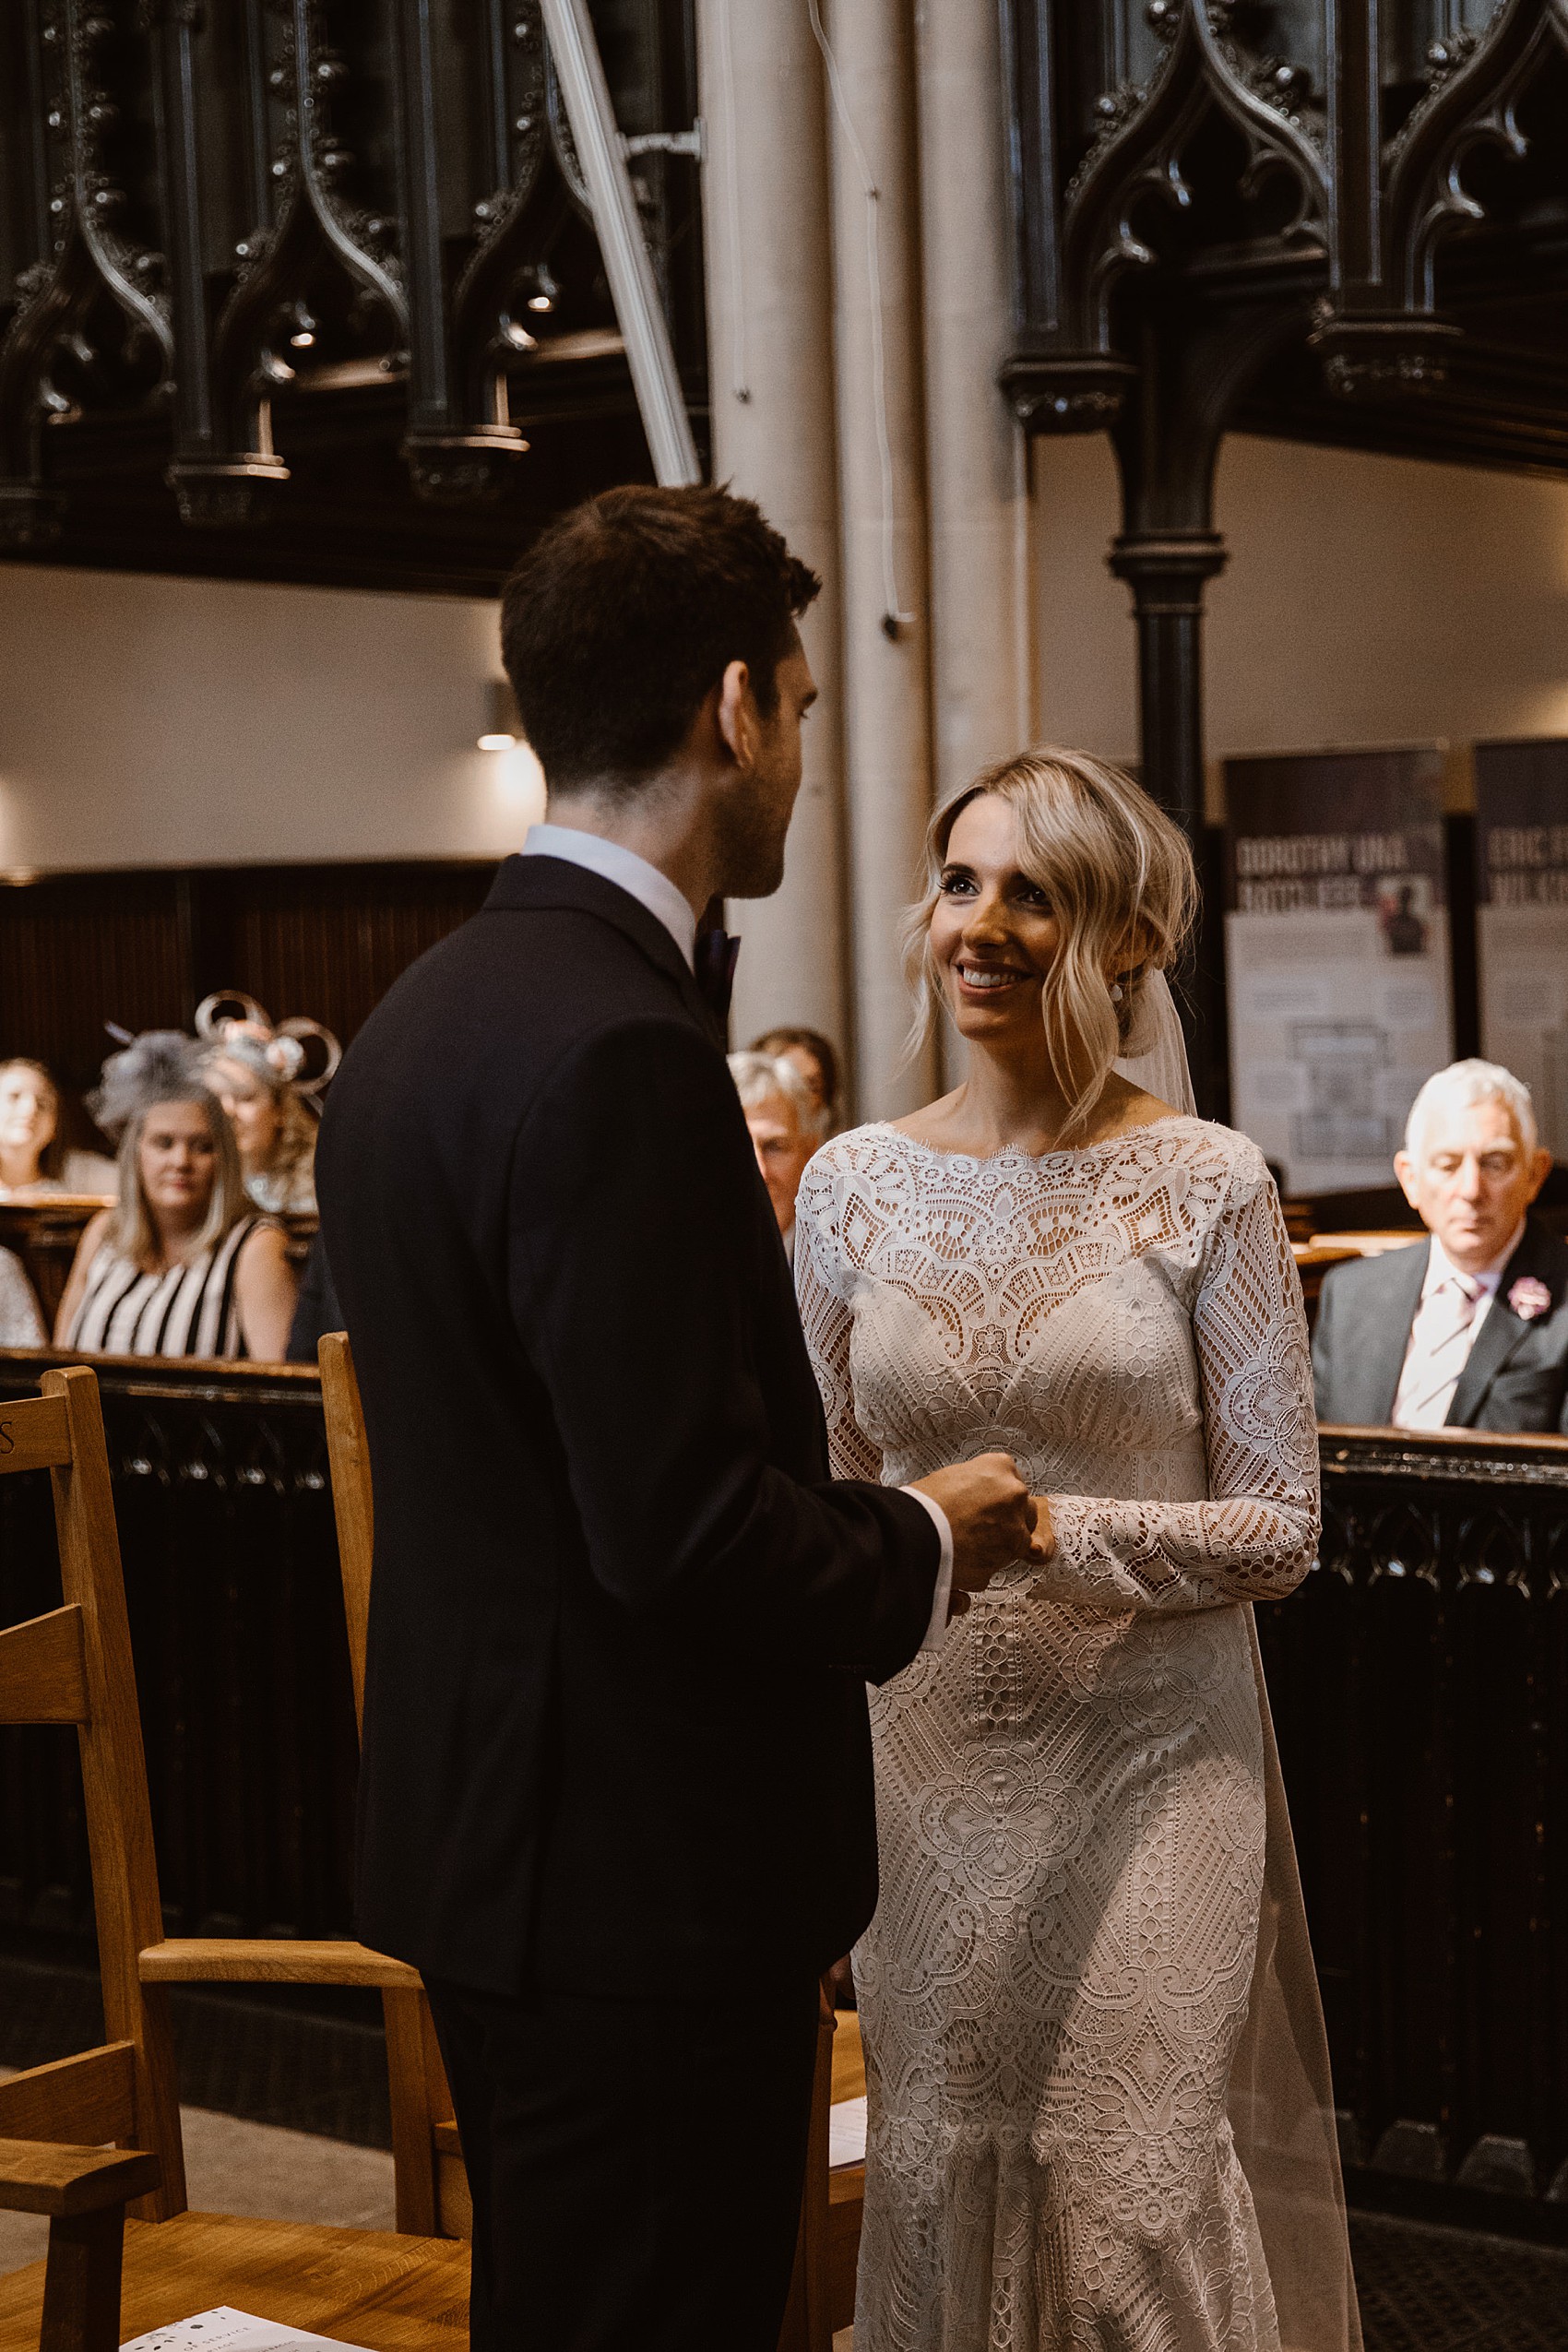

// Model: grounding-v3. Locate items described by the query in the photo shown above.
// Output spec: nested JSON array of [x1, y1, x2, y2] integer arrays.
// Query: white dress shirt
[[517, 822, 956, 1641], [521, 822, 697, 968], [1390, 1222, 1525, 1431]]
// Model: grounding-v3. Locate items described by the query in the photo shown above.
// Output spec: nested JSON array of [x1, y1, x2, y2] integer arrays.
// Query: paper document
[[829, 2094, 867, 2169], [124, 2311, 372, 2352]]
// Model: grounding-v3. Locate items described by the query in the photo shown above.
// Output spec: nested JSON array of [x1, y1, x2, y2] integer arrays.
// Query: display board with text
[[1475, 738, 1568, 1160], [1224, 749, 1454, 1194]]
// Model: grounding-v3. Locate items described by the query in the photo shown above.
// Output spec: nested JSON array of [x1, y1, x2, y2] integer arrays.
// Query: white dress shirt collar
[[1421, 1220, 1526, 1304], [520, 822, 697, 971]]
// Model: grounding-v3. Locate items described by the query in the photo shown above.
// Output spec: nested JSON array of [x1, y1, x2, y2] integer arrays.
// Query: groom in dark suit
[[1313, 1058, 1568, 1432], [316, 486, 1040, 2351]]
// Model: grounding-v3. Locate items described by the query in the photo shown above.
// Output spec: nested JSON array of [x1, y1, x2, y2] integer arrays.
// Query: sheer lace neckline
[[867, 1112, 1199, 1170]]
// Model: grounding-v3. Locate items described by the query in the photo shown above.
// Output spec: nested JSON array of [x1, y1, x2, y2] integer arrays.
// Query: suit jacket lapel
[[1447, 1221, 1558, 1426], [483, 852, 719, 1040], [1364, 1239, 1430, 1422]]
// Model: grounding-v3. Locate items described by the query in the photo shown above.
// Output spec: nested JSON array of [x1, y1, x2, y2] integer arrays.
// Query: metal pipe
[[538, 0, 701, 488]]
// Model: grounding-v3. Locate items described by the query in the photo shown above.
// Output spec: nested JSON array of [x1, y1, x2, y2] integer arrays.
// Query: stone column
[[913, 0, 1030, 1090], [914, 0, 1030, 803], [696, 0, 849, 1056], [825, 0, 937, 1116]]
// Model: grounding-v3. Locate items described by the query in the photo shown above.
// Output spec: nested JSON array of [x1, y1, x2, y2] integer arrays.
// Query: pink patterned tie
[[1393, 1271, 1483, 1429]]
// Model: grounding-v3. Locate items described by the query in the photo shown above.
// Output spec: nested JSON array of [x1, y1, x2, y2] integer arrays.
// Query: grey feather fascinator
[[88, 1029, 206, 1143]]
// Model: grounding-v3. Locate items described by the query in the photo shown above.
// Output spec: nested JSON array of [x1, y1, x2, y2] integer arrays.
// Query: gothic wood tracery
[[1001, 0, 1568, 1111], [0, 0, 707, 571]]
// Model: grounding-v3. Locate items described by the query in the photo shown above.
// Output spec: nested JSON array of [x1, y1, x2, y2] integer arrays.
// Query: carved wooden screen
[[0, 1, 705, 593]]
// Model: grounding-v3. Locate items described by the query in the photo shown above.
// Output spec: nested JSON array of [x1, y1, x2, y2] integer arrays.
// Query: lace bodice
[[796, 1116, 1318, 1613], [795, 1117, 1336, 2352]]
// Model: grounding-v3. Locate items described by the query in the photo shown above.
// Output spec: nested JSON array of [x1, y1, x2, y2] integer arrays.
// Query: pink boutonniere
[[1508, 1276, 1552, 1323]]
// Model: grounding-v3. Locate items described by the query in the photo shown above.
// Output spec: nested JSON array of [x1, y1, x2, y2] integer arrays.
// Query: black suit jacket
[[315, 854, 939, 2000], [1312, 1215, 1568, 1433]]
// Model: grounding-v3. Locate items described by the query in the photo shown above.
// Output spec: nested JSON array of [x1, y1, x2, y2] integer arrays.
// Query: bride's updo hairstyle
[[905, 746, 1196, 1135]]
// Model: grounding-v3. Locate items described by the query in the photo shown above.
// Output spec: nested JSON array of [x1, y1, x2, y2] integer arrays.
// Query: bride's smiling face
[[931, 794, 1060, 1043]]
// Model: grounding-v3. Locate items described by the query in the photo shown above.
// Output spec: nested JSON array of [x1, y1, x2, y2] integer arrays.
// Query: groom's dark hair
[[500, 484, 821, 795]]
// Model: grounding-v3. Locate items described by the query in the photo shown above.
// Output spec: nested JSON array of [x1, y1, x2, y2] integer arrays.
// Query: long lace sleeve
[[1033, 1165, 1320, 1613], [795, 1155, 885, 1482]]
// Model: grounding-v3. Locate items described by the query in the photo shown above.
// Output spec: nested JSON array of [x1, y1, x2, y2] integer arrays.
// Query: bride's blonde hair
[[904, 746, 1197, 1136]]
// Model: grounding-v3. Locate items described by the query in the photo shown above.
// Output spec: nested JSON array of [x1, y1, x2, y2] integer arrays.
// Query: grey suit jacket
[[1312, 1215, 1568, 1433]]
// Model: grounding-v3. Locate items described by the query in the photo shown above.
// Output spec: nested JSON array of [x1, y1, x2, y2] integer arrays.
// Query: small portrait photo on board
[[1376, 873, 1431, 956]]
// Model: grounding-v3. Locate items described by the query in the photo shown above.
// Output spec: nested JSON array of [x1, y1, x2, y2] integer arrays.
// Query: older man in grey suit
[[1313, 1059, 1568, 1434]]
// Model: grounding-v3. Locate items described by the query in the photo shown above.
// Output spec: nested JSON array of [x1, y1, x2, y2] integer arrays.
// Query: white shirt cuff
[[900, 1487, 955, 1649]]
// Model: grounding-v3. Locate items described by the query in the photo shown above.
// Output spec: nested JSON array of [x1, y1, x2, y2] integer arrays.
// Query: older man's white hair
[[727, 1050, 827, 1142], [1403, 1058, 1538, 1161]]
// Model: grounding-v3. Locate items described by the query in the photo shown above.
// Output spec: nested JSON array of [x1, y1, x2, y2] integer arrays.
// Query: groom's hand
[[911, 1453, 1049, 1609]]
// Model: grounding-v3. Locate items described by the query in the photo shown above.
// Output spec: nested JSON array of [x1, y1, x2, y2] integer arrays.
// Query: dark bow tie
[[694, 924, 741, 1027]]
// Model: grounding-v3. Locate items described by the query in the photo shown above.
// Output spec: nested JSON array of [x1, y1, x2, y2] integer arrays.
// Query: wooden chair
[[317, 1334, 469, 2240], [317, 1331, 855, 2349], [0, 1366, 468, 2352]]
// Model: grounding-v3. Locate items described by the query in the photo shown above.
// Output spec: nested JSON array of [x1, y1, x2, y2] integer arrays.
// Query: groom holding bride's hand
[[318, 484, 1044, 2352]]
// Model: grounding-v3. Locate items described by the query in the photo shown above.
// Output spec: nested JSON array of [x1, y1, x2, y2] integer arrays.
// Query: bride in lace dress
[[795, 752, 1360, 2352]]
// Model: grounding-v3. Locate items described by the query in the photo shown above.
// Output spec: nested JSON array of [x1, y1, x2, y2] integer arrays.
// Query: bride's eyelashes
[[938, 866, 1054, 916]]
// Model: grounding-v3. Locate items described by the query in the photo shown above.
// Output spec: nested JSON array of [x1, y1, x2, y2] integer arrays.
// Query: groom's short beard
[[714, 780, 790, 900]]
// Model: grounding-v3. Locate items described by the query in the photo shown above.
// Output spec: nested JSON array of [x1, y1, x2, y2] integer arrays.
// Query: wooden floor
[[0, 2211, 468, 2351], [0, 2014, 868, 2352]]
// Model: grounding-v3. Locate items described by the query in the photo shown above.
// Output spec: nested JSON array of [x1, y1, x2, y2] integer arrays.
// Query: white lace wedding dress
[[796, 1116, 1359, 2352]]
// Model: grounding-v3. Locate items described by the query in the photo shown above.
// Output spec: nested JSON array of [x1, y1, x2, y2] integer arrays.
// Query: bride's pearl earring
[[1110, 981, 1123, 1004]]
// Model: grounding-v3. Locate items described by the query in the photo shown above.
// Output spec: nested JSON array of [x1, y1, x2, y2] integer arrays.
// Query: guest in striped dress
[[54, 1077, 297, 1361]]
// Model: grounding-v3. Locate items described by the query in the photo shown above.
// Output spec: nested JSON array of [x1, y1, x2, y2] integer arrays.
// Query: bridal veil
[[1118, 966, 1363, 2352]]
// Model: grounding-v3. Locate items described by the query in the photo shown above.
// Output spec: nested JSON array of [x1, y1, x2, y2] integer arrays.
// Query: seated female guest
[[0, 1250, 46, 1347], [0, 1059, 65, 1341], [0, 1060, 64, 1197], [55, 1053, 297, 1360], [201, 1030, 319, 1214]]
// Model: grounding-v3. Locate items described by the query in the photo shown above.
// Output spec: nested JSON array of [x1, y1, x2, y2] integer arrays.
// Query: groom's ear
[[714, 659, 758, 771]]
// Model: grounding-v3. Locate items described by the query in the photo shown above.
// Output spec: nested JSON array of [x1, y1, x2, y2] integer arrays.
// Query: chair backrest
[[0, 1368, 186, 2218], [318, 1331, 373, 1737], [318, 1330, 469, 2239]]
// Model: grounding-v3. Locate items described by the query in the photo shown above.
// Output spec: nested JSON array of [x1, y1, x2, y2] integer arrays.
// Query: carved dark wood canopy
[[1002, 0, 1568, 473], [1000, 0, 1568, 1113], [0, 0, 706, 593]]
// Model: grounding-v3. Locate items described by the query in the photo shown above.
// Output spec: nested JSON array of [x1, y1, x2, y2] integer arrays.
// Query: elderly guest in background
[[729, 1049, 824, 1262], [750, 1024, 841, 1135], [1313, 1058, 1568, 1432], [202, 1030, 319, 1214], [55, 1036, 297, 1360]]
